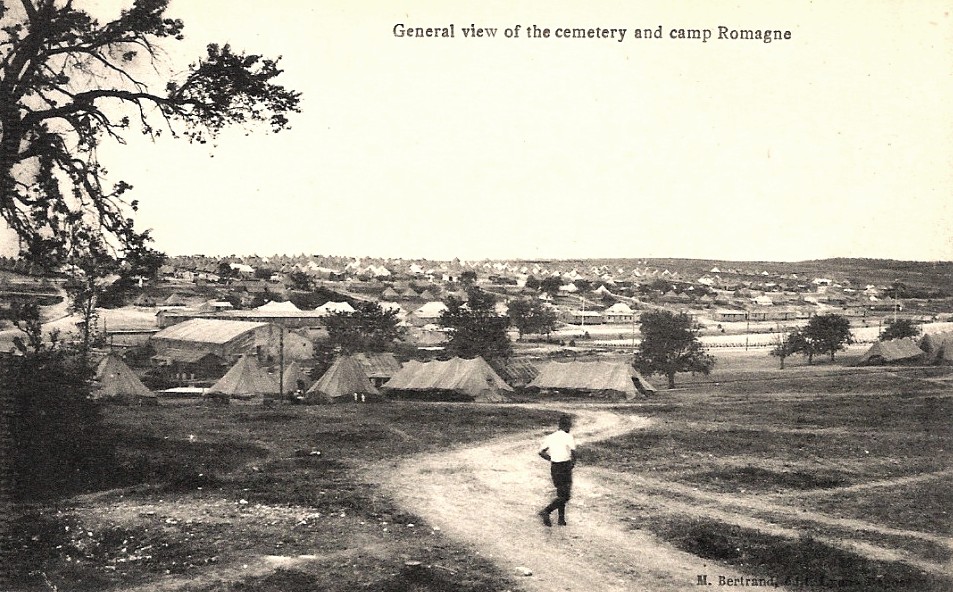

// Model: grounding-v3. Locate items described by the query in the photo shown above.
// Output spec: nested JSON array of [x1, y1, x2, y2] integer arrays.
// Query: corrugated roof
[[153, 318, 270, 345]]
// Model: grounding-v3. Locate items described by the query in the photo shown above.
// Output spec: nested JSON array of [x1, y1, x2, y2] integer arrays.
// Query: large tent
[[384, 356, 513, 402], [306, 356, 380, 403], [94, 353, 156, 404], [856, 337, 925, 365], [281, 360, 312, 394], [255, 300, 301, 313], [207, 355, 278, 402], [528, 360, 656, 400], [920, 331, 953, 365]]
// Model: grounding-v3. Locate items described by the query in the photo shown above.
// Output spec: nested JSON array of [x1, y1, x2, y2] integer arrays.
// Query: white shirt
[[540, 429, 576, 463]]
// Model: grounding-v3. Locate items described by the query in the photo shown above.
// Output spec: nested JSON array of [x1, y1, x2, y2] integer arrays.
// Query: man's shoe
[[557, 519, 567, 526], [538, 511, 552, 527]]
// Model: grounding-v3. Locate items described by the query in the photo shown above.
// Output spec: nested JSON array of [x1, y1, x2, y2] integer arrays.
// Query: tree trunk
[[667, 371, 676, 389], [779, 354, 785, 370]]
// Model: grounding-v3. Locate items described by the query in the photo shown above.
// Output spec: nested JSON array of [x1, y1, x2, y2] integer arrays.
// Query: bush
[[1, 350, 118, 500]]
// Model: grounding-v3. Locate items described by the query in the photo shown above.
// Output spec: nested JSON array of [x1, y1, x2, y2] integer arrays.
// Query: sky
[[3, 0, 952, 262]]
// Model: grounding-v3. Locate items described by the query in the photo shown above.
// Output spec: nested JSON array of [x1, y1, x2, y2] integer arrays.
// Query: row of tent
[[855, 332, 953, 366], [93, 353, 657, 405]]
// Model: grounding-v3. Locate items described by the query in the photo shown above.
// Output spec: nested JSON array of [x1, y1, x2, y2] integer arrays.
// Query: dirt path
[[375, 406, 760, 592]]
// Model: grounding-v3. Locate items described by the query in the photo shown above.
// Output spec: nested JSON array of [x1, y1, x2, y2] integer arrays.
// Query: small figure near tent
[[538, 414, 576, 527], [361, 393, 366, 403], [353, 392, 359, 403]]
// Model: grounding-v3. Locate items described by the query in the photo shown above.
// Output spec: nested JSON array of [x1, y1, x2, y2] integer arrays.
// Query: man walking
[[538, 414, 576, 527]]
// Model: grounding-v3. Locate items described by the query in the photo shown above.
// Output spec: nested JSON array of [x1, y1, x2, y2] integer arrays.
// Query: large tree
[[880, 318, 920, 342], [633, 309, 714, 389], [803, 313, 854, 362], [0, 0, 300, 266], [507, 297, 557, 340], [440, 287, 512, 360], [324, 301, 403, 355]]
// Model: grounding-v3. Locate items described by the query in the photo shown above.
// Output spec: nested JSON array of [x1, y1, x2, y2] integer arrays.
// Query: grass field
[[11, 403, 560, 592], [584, 368, 953, 591], [10, 360, 953, 591]]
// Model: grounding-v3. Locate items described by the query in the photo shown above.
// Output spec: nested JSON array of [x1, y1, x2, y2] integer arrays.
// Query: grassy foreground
[[11, 402, 560, 592], [584, 368, 953, 591]]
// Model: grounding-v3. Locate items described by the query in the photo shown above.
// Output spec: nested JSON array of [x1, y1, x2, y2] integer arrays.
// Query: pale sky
[[4, 0, 952, 262]]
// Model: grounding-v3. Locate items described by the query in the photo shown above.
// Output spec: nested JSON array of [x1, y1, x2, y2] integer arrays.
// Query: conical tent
[[94, 353, 154, 404], [920, 331, 953, 365], [208, 355, 278, 401], [281, 360, 312, 394], [384, 356, 513, 402], [306, 356, 380, 403]]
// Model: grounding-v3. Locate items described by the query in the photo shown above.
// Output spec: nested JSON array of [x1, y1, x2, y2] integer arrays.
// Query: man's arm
[[539, 447, 551, 461], [570, 449, 577, 467]]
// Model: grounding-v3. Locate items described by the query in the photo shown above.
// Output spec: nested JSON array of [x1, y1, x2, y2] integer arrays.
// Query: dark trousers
[[543, 461, 573, 521]]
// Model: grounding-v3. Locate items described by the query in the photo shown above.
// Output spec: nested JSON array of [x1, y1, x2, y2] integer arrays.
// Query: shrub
[[1, 350, 118, 499]]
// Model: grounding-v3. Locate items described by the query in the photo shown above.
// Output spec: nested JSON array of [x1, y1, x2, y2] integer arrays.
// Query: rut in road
[[376, 406, 761, 592]]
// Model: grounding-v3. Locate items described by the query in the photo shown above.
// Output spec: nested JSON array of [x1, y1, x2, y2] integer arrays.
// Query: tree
[[63, 242, 119, 352], [2, 334, 117, 500], [459, 270, 477, 288], [539, 276, 563, 296], [803, 313, 854, 362], [880, 318, 920, 342], [324, 301, 403, 355], [217, 261, 238, 282], [507, 298, 557, 339], [770, 327, 812, 369], [633, 310, 714, 389], [0, 0, 301, 267], [440, 287, 512, 360], [287, 269, 312, 291]]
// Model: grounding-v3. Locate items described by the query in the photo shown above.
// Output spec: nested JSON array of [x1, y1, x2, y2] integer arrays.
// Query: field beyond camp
[[9, 359, 953, 592]]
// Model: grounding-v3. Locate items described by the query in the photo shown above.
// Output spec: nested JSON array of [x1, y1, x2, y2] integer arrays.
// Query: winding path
[[375, 406, 746, 591]]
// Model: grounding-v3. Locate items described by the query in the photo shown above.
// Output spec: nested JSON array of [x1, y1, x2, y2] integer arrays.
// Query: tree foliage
[[880, 318, 920, 342], [0, 0, 301, 266], [539, 276, 563, 296], [439, 287, 511, 360], [770, 328, 813, 368], [459, 270, 477, 288], [803, 313, 854, 362], [633, 310, 714, 389], [2, 341, 116, 500], [507, 297, 557, 339], [324, 301, 403, 355]]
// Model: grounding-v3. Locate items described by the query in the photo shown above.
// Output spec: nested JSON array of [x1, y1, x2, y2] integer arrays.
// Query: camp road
[[374, 407, 722, 592], [374, 405, 953, 591]]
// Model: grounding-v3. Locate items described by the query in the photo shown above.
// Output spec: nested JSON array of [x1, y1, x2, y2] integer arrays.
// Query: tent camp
[[920, 331, 953, 365], [856, 337, 925, 365], [528, 360, 656, 400], [384, 356, 513, 402], [94, 353, 156, 404], [281, 360, 312, 394], [207, 355, 278, 403], [306, 356, 380, 403]]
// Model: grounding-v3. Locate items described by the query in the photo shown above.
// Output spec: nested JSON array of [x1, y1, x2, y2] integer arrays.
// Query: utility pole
[[278, 327, 285, 401], [745, 315, 750, 351]]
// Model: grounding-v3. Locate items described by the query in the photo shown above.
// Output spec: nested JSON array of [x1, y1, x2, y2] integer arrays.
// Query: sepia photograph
[[1, 1, 951, 590]]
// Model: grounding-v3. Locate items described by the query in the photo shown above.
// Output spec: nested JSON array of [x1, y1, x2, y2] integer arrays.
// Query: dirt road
[[376, 406, 740, 592]]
